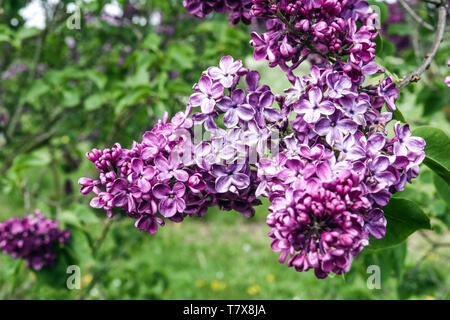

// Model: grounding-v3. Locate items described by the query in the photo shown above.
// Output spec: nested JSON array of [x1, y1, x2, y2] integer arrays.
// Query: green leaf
[[62, 90, 81, 107], [392, 108, 407, 123], [85, 71, 107, 89], [363, 243, 407, 282], [84, 94, 104, 111], [64, 227, 94, 266], [115, 87, 151, 114], [20, 79, 50, 107], [433, 174, 450, 208], [413, 126, 450, 185], [387, 23, 413, 36], [12, 27, 40, 48], [142, 33, 161, 52], [369, 198, 431, 250], [11, 151, 51, 173]]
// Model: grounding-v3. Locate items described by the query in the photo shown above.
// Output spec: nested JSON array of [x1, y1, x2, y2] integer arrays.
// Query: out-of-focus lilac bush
[[0, 210, 70, 270]]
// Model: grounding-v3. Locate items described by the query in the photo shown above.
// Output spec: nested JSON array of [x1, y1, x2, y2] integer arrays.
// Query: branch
[[5, 2, 64, 139], [398, 0, 434, 31], [92, 219, 114, 255], [398, 4, 447, 89]]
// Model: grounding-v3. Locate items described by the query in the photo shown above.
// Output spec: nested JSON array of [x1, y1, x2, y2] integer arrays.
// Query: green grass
[[93, 206, 402, 300]]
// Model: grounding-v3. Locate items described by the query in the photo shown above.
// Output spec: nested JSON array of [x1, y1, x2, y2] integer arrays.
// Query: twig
[[5, 2, 64, 139], [78, 220, 114, 300], [398, 4, 447, 89], [398, 0, 435, 31], [92, 219, 114, 255]]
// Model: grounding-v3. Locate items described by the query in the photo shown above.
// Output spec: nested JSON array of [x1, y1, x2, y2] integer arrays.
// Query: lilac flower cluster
[[250, 0, 382, 85], [183, 0, 253, 24], [184, 0, 379, 83], [78, 1, 428, 279], [79, 57, 277, 232], [79, 112, 203, 234], [79, 54, 426, 278], [0, 210, 70, 270], [256, 63, 425, 277]]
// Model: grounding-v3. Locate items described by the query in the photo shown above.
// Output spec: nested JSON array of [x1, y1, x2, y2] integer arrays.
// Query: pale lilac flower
[[129, 158, 155, 193], [189, 75, 224, 113], [155, 154, 189, 182], [393, 122, 426, 157], [338, 95, 369, 126], [364, 208, 387, 239], [378, 77, 398, 111], [294, 88, 335, 123], [368, 156, 398, 189], [335, 134, 366, 161], [207, 55, 242, 88], [315, 111, 358, 145], [212, 163, 250, 193], [216, 89, 255, 128], [284, 77, 306, 106], [326, 72, 354, 99]]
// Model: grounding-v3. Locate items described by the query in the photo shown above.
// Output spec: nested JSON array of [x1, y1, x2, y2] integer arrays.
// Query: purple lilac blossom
[[0, 210, 70, 270], [81, 0, 428, 278]]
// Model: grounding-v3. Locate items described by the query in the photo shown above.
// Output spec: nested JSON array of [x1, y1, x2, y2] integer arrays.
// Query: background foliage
[[0, 0, 449, 299]]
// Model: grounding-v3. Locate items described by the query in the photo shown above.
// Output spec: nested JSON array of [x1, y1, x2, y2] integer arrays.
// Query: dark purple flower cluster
[[79, 112, 204, 234], [183, 0, 253, 24], [0, 210, 70, 270], [249, 0, 379, 80], [184, 1, 381, 85]]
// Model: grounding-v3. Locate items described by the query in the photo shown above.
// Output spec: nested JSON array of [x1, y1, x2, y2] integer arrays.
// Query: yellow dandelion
[[81, 273, 93, 287], [211, 280, 227, 291], [247, 284, 260, 295], [266, 274, 275, 283], [425, 296, 436, 300]]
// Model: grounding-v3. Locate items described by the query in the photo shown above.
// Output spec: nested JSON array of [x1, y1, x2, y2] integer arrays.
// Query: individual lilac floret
[[207, 55, 243, 88], [378, 77, 398, 111], [189, 75, 224, 113], [0, 210, 70, 270], [293, 87, 335, 123]]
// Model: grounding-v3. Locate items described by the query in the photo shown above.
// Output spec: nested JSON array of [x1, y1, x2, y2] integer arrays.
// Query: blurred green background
[[0, 0, 449, 299]]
